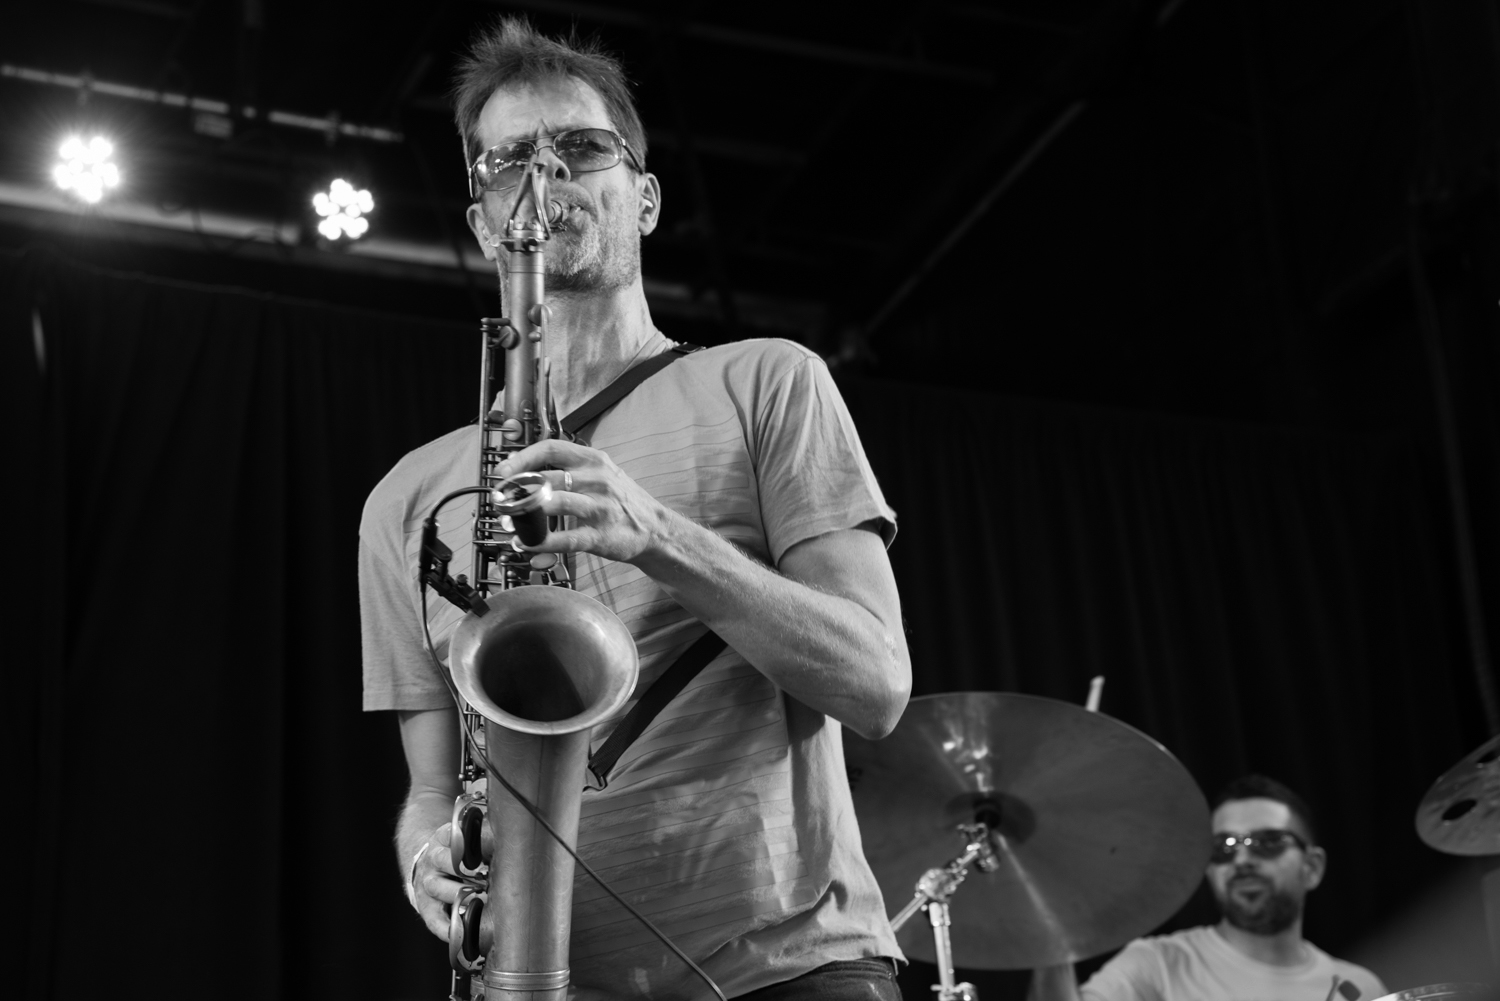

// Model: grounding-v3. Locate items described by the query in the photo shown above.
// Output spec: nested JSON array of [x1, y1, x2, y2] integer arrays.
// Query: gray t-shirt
[[1082, 926, 1387, 1001], [359, 335, 902, 999]]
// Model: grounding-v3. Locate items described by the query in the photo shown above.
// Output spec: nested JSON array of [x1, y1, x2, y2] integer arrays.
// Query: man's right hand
[[411, 822, 469, 941], [396, 708, 466, 941]]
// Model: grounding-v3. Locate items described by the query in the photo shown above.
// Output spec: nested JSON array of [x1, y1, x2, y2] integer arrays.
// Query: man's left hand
[[496, 438, 674, 564]]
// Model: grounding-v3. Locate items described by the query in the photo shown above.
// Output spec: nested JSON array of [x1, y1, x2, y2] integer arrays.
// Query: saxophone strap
[[588, 627, 727, 789], [560, 340, 703, 436], [553, 339, 729, 788]]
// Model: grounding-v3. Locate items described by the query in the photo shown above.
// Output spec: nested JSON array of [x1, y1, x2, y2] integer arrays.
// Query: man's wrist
[[405, 841, 432, 910], [630, 504, 706, 577]]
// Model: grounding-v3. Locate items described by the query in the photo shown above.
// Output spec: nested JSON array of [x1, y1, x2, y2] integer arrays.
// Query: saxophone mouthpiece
[[545, 200, 567, 227]]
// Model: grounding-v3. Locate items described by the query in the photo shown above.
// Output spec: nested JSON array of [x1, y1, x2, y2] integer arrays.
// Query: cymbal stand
[[889, 823, 1000, 1001]]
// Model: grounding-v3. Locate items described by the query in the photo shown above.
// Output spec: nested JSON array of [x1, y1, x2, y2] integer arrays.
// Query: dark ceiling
[[2, 0, 1133, 332], [3, 0, 1499, 425]]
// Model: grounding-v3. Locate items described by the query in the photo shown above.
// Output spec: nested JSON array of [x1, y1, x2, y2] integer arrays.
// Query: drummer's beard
[[1215, 872, 1301, 935]]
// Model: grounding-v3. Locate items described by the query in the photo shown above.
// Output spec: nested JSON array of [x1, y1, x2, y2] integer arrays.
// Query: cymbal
[[844, 692, 1209, 970], [1416, 734, 1500, 856], [1373, 985, 1496, 1001]]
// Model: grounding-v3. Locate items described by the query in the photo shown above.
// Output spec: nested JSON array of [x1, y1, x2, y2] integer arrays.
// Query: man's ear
[[1303, 845, 1327, 891], [637, 172, 662, 235], [466, 202, 500, 262]]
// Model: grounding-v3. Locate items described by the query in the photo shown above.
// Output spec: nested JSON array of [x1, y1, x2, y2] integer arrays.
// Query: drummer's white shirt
[[1081, 926, 1387, 1001]]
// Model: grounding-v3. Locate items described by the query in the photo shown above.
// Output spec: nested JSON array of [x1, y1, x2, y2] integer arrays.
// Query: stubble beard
[[545, 220, 633, 294], [495, 191, 639, 297], [1217, 878, 1302, 935]]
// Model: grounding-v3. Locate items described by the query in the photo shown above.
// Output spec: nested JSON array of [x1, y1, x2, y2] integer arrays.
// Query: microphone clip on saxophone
[[421, 515, 484, 615]]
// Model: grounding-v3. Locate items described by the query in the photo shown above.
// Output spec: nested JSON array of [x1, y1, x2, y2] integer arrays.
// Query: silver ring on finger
[[562, 470, 573, 492]]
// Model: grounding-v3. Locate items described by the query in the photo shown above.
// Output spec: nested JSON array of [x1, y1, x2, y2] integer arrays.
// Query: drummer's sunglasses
[[1209, 828, 1309, 865]]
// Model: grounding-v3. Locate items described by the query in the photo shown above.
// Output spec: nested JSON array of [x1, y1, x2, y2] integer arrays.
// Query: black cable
[[417, 494, 727, 1001]]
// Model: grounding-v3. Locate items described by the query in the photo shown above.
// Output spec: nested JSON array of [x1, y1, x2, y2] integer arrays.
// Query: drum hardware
[[888, 821, 1001, 1001], [845, 691, 1208, 977]]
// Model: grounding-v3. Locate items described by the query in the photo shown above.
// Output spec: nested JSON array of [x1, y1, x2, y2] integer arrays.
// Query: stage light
[[312, 178, 373, 240], [53, 135, 120, 204]]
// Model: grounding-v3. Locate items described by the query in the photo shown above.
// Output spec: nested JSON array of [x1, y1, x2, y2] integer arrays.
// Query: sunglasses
[[1209, 828, 1309, 865], [467, 127, 641, 200]]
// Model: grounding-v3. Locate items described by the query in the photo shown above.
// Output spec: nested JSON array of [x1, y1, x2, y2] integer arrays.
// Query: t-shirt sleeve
[[359, 526, 454, 713], [751, 353, 896, 565], [1081, 942, 1168, 1001]]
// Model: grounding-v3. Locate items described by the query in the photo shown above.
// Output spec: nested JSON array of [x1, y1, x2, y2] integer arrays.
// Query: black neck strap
[[542, 339, 728, 788], [460, 339, 723, 785], [561, 341, 702, 436], [588, 628, 727, 789]]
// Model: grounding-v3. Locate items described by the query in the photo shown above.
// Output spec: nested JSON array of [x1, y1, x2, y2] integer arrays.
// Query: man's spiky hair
[[451, 16, 648, 171]]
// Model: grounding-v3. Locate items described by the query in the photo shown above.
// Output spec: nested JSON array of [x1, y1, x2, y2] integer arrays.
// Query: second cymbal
[[845, 692, 1208, 970], [1416, 734, 1500, 856]]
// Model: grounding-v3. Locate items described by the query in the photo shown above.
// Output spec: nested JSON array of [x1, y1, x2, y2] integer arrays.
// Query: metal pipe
[[862, 101, 1087, 338], [858, 0, 1194, 341], [0, 63, 402, 143], [489, 0, 993, 84]]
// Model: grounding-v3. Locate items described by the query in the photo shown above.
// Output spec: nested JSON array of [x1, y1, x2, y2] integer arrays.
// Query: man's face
[[463, 75, 661, 294], [1206, 798, 1326, 935]]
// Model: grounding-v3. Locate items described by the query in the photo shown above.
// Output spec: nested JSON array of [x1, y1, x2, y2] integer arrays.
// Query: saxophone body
[[443, 162, 640, 1001]]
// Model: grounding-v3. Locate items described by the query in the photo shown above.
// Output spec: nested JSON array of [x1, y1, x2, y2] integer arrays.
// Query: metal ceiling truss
[[491, 0, 996, 85], [856, 0, 1195, 343]]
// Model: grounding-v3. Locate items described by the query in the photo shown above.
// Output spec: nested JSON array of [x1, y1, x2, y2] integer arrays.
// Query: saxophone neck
[[501, 160, 554, 249]]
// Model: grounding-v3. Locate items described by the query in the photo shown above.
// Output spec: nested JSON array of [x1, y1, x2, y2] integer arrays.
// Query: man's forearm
[[634, 512, 910, 739], [396, 790, 454, 876], [395, 708, 462, 874]]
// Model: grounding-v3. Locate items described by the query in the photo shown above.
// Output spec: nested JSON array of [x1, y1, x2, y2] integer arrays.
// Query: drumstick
[[1324, 976, 1362, 1001], [1085, 676, 1105, 713]]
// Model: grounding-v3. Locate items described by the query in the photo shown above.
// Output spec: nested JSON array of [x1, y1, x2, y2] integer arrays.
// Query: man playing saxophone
[[358, 17, 911, 1001]]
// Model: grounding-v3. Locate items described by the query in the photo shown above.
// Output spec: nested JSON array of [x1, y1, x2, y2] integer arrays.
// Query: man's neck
[[538, 277, 660, 418], [1214, 918, 1310, 967]]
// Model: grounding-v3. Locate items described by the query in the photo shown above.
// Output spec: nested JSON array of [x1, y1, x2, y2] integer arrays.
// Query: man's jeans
[[735, 958, 903, 1001]]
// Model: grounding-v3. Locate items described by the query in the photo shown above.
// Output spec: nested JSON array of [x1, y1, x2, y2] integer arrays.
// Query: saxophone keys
[[450, 793, 489, 878], [449, 885, 488, 973]]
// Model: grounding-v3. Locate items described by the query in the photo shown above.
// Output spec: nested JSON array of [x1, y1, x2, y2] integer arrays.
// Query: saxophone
[[432, 160, 640, 1001]]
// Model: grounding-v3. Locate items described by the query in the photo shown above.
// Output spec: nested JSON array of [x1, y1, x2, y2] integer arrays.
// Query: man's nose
[[533, 144, 572, 182], [1232, 851, 1262, 872]]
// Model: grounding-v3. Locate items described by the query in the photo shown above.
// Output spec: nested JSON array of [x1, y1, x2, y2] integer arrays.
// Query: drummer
[[1031, 775, 1386, 1001]]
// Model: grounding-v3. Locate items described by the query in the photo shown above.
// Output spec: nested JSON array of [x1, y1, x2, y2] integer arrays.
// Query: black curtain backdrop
[[3, 248, 1490, 1001]]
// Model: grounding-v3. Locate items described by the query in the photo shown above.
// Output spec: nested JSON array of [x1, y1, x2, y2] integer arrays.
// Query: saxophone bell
[[449, 584, 639, 1000]]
